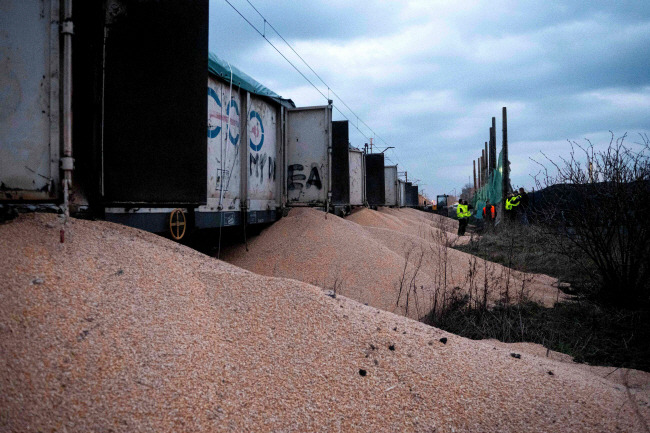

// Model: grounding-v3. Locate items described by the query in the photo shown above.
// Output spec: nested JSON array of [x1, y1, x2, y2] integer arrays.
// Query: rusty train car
[[1, 0, 419, 240]]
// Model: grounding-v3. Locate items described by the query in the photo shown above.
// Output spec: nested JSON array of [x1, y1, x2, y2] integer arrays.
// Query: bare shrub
[[395, 244, 425, 319], [531, 132, 650, 307]]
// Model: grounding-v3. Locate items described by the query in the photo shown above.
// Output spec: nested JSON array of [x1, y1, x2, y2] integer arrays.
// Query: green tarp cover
[[472, 150, 504, 219], [208, 52, 293, 107]]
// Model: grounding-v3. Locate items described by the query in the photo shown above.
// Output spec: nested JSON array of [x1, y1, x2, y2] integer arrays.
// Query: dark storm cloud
[[209, 0, 396, 56], [461, 22, 650, 97], [208, 0, 650, 195]]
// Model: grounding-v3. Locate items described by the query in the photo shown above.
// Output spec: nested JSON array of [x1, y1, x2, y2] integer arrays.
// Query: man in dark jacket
[[518, 187, 529, 225]]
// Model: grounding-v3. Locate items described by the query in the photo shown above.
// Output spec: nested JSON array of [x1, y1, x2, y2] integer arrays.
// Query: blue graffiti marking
[[227, 100, 240, 146], [249, 110, 265, 152], [207, 87, 222, 139]]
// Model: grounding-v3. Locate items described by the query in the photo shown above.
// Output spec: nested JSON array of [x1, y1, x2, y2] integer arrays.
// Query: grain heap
[[224, 208, 562, 318], [1, 213, 649, 432], [349, 208, 561, 306], [381, 206, 460, 234], [348, 206, 460, 243], [222, 207, 441, 318]]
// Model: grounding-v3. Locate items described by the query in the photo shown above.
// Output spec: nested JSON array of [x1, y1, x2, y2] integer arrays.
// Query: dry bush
[[402, 214, 524, 324], [531, 132, 650, 307]]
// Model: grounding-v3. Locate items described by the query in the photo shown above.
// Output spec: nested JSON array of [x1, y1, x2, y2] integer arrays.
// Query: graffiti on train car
[[208, 89, 240, 144], [207, 88, 222, 138], [249, 153, 276, 184], [249, 110, 264, 152], [226, 100, 240, 145], [216, 169, 230, 186], [288, 163, 323, 190], [207, 84, 241, 209], [248, 108, 276, 185]]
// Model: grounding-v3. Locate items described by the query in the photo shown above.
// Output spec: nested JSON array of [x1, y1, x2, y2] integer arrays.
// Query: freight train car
[[365, 153, 385, 207], [398, 180, 407, 207], [1, 0, 425, 239], [384, 165, 399, 207], [349, 148, 365, 206], [1, 0, 76, 204], [1, 0, 288, 239], [286, 105, 332, 208], [1, 0, 213, 240], [106, 52, 293, 235]]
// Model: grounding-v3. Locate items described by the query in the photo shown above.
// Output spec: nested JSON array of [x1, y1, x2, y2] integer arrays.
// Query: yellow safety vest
[[456, 204, 465, 218], [511, 195, 521, 208], [506, 195, 520, 210], [457, 204, 470, 219]]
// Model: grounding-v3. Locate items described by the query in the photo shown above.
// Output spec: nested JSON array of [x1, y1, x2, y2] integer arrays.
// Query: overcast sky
[[208, 0, 650, 198]]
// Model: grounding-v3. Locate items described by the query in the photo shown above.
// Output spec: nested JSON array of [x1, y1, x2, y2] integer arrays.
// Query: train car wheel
[[169, 208, 187, 241]]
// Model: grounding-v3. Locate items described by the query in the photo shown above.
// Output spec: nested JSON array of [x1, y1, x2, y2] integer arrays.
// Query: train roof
[[208, 52, 295, 108]]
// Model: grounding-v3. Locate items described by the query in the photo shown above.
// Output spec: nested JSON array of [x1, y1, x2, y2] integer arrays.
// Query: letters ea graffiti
[[288, 164, 322, 190]]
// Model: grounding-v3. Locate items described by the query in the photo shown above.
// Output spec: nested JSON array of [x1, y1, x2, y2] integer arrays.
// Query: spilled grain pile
[[350, 208, 562, 307], [223, 208, 562, 319], [348, 206, 463, 244], [221, 207, 440, 318], [1, 213, 649, 432], [383, 207, 461, 237]]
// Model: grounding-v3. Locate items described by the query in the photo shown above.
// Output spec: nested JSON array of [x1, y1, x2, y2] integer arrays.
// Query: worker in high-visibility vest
[[457, 199, 470, 236], [483, 199, 496, 228], [456, 200, 465, 235], [505, 193, 521, 222]]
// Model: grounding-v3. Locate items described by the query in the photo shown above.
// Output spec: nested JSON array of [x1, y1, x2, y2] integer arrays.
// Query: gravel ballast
[[1, 213, 649, 432]]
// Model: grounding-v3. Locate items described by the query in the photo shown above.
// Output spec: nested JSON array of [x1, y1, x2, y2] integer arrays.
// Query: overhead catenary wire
[[224, 0, 369, 142], [242, 0, 381, 142], [223, 0, 391, 149], [224, 1, 328, 100], [243, 0, 393, 148]]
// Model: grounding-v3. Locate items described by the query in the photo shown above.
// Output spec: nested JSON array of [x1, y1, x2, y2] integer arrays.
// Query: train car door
[[285, 105, 332, 206], [102, 0, 208, 206]]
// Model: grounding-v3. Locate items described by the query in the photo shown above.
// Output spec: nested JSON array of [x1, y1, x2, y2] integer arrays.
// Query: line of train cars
[[0, 0, 421, 240]]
